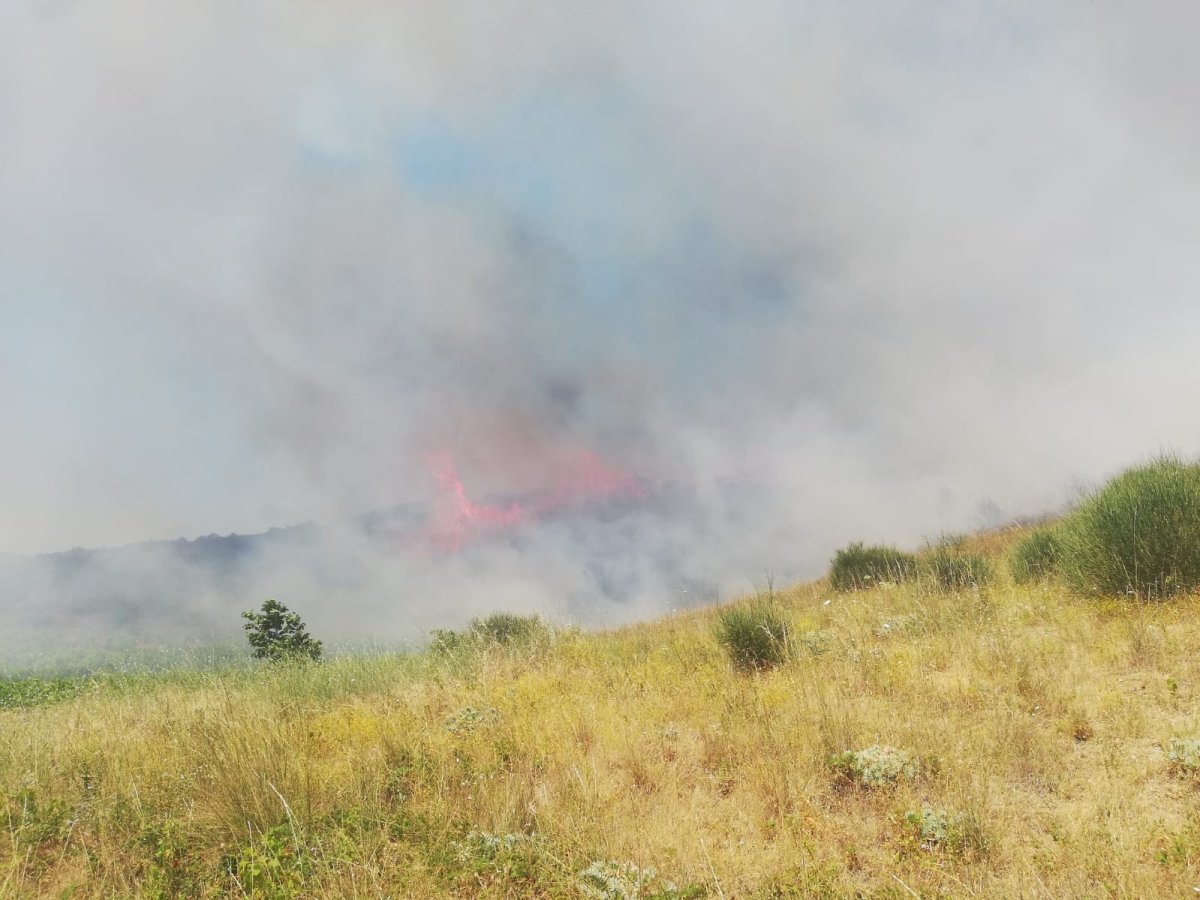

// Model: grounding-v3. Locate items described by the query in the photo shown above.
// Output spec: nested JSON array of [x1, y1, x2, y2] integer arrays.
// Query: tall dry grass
[[5, 543, 1200, 896]]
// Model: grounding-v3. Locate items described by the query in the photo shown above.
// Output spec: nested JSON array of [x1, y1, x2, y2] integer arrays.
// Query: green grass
[[828, 542, 918, 591], [1009, 527, 1063, 583], [1059, 456, 1200, 598], [714, 598, 790, 671]]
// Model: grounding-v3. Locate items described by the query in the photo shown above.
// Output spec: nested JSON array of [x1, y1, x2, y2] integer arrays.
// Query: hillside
[[5, 526, 1200, 897]]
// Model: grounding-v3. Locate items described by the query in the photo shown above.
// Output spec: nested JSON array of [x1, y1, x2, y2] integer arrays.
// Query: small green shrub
[[1010, 528, 1063, 584], [1058, 458, 1200, 598], [444, 705, 499, 734], [1168, 738, 1200, 777], [455, 831, 539, 882], [829, 542, 917, 591], [429, 614, 547, 659], [829, 745, 920, 789], [796, 629, 835, 657], [715, 601, 790, 672], [578, 860, 701, 900], [241, 599, 322, 662], [471, 613, 546, 645], [924, 540, 994, 590], [221, 824, 311, 897], [905, 807, 988, 855]]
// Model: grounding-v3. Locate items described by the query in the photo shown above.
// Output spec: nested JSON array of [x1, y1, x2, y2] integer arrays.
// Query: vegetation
[[828, 745, 921, 789], [430, 613, 548, 656], [1058, 457, 1200, 598], [12, 506, 1200, 895], [828, 541, 917, 590], [714, 598, 790, 671], [242, 598, 323, 662], [1009, 526, 1063, 583], [923, 536, 995, 589]]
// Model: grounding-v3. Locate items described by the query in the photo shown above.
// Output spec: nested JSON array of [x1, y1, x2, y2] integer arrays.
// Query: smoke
[[2, 1, 1199, 656]]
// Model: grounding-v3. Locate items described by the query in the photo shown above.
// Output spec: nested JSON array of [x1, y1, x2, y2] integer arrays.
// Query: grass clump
[[1010, 528, 1063, 584], [1058, 458, 1200, 598], [829, 745, 920, 789], [829, 542, 917, 591], [924, 537, 994, 589], [715, 600, 790, 671]]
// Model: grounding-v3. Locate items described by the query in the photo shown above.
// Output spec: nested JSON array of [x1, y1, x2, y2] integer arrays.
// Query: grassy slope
[[5, 528, 1200, 897]]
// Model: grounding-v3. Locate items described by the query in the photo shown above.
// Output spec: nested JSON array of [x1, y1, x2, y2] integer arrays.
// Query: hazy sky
[[3, 1, 1199, 557]]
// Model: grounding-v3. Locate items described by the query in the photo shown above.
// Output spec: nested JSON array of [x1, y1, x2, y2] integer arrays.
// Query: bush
[[1058, 458, 1200, 598], [1168, 738, 1200, 777], [715, 600, 790, 672], [471, 613, 545, 646], [429, 614, 547, 657], [829, 745, 920, 789], [923, 539, 994, 589], [905, 807, 988, 855], [241, 599, 322, 662], [828, 542, 917, 591], [1010, 528, 1063, 584]]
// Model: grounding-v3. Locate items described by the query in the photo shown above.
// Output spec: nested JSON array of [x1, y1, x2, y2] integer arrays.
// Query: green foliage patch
[[829, 542, 917, 591], [1058, 458, 1200, 598], [1010, 528, 1063, 584], [715, 600, 790, 672], [923, 538, 994, 590], [829, 745, 920, 789], [242, 599, 323, 662]]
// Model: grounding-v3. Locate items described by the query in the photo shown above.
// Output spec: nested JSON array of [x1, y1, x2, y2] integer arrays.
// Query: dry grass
[[6, 538, 1200, 897]]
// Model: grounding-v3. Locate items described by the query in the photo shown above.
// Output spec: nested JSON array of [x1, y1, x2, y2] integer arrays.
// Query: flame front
[[424, 449, 645, 552]]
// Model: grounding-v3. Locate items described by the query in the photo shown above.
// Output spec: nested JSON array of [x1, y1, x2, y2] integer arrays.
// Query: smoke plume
[[2, 1, 1199, 658]]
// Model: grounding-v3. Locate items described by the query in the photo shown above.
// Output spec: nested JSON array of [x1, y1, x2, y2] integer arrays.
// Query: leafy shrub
[[429, 614, 547, 657], [715, 600, 790, 672], [221, 824, 311, 897], [905, 807, 988, 855], [455, 831, 539, 882], [1058, 458, 1200, 598], [1168, 738, 1200, 777], [444, 705, 499, 734], [578, 860, 701, 900], [829, 542, 917, 591], [796, 628, 835, 657], [242, 599, 322, 662], [829, 745, 920, 789], [923, 539, 994, 589], [1010, 528, 1063, 584], [471, 613, 546, 645]]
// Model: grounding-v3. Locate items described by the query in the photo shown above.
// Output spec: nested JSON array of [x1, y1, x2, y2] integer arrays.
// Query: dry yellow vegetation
[[5, 528, 1200, 897]]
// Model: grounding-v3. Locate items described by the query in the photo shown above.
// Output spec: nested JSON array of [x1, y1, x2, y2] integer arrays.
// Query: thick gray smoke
[[2, 1, 1199, 660]]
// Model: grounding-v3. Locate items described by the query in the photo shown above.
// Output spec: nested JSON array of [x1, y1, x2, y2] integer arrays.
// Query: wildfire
[[424, 449, 644, 552]]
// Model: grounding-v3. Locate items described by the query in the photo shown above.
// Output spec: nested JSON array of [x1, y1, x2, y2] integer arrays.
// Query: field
[[5, 527, 1200, 898]]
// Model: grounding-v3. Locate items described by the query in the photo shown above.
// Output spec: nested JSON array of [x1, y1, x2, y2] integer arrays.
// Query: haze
[[2, 2, 1198, 647]]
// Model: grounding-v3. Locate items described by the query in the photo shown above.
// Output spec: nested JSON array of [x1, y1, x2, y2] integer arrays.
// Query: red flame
[[424, 449, 644, 552]]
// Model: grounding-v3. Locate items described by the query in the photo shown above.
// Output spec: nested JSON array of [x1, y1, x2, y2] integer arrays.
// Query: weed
[[578, 859, 701, 899], [1167, 738, 1200, 777], [904, 807, 988, 855], [829, 746, 920, 789], [829, 543, 917, 591], [444, 705, 499, 734], [221, 824, 311, 899], [1010, 528, 1063, 584], [924, 539, 994, 589], [715, 600, 790, 671], [1058, 458, 1200, 598]]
